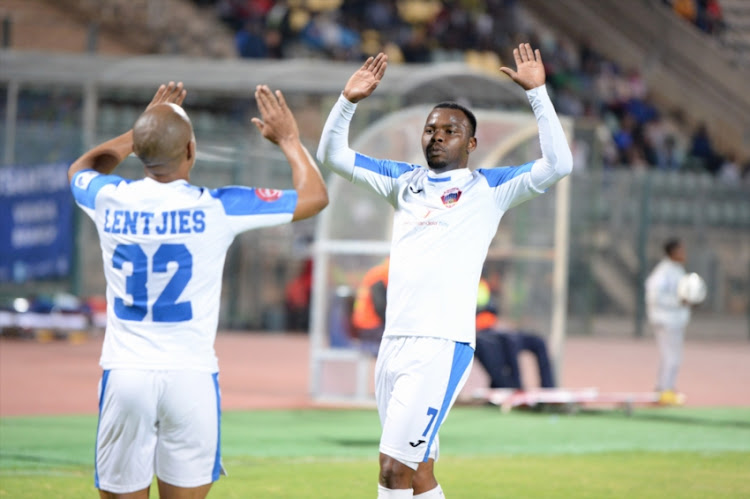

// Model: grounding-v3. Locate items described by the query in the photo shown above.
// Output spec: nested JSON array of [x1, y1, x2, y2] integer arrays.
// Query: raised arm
[[67, 82, 187, 183], [316, 53, 388, 180], [501, 44, 573, 190], [252, 85, 328, 221]]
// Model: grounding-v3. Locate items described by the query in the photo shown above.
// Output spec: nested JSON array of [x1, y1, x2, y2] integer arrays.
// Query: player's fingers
[[499, 67, 516, 79], [250, 117, 264, 133], [275, 89, 289, 111], [166, 82, 184, 102], [518, 44, 526, 61], [263, 85, 282, 112], [255, 86, 272, 116], [375, 60, 387, 80], [175, 89, 187, 106], [153, 84, 166, 100], [512, 48, 522, 67], [534, 48, 543, 64], [523, 43, 534, 62], [372, 55, 387, 78], [362, 55, 374, 71], [373, 52, 386, 69], [162, 81, 177, 101]]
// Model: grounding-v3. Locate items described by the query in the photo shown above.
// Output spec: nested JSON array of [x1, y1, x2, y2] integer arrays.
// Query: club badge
[[440, 187, 461, 208]]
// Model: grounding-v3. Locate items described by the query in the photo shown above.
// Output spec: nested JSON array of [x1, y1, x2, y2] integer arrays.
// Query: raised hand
[[145, 81, 187, 110], [251, 85, 299, 146], [500, 43, 545, 91], [343, 53, 388, 103]]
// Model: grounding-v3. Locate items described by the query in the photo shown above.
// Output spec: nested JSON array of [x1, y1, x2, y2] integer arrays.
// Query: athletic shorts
[[95, 369, 224, 493], [375, 336, 474, 469]]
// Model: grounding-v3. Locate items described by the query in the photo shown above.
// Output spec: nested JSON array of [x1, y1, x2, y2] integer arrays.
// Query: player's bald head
[[133, 103, 194, 174]]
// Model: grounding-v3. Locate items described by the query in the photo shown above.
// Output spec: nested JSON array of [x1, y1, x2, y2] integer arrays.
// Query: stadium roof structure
[[0, 51, 527, 108]]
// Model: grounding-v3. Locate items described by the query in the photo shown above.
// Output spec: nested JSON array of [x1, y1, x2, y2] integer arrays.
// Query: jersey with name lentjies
[[350, 155, 541, 347], [71, 170, 297, 372]]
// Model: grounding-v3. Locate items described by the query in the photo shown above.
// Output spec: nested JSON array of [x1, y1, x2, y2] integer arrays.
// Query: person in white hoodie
[[645, 238, 690, 405]]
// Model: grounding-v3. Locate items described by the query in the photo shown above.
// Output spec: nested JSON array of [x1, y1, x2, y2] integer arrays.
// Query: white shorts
[[375, 336, 474, 469], [95, 369, 224, 493]]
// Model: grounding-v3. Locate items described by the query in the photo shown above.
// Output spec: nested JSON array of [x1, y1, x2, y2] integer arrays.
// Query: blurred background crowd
[[197, 0, 748, 180]]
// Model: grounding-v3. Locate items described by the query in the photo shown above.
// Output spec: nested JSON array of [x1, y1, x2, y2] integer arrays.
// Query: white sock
[[413, 484, 444, 498], [378, 484, 413, 498]]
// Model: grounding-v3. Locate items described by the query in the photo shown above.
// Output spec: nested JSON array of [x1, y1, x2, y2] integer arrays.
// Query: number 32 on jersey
[[112, 243, 193, 322]]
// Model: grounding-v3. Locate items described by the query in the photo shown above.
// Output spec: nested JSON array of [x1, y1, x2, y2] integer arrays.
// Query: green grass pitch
[[1, 407, 749, 498]]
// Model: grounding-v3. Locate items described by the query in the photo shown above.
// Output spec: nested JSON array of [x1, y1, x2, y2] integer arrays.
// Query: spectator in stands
[[474, 276, 556, 391], [717, 153, 742, 185], [672, 0, 698, 24], [236, 20, 268, 58], [689, 123, 721, 174]]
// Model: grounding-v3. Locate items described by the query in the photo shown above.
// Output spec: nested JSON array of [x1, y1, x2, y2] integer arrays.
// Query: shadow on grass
[[0, 452, 87, 467], [571, 408, 750, 430], [321, 438, 380, 448]]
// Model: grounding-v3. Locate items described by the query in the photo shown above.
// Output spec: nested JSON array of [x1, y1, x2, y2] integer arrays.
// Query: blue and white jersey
[[318, 85, 572, 346], [71, 171, 297, 371], [346, 155, 539, 346]]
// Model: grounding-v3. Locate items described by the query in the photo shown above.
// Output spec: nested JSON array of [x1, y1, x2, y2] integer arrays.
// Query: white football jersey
[[71, 171, 297, 372], [317, 86, 572, 347], [349, 154, 540, 346]]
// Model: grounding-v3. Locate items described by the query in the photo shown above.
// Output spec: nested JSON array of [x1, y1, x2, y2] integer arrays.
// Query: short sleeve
[[209, 186, 297, 234]]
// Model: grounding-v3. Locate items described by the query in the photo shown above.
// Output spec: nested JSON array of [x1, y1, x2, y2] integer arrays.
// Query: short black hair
[[664, 238, 682, 257], [432, 102, 477, 137]]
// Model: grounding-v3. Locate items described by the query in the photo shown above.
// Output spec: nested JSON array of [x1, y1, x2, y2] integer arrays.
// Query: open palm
[[343, 53, 388, 103], [500, 43, 546, 91]]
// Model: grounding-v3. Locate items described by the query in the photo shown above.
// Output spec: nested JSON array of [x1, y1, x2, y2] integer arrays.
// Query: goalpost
[[308, 105, 572, 404]]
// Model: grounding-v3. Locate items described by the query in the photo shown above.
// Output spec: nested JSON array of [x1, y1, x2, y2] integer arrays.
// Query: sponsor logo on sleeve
[[256, 188, 283, 202], [75, 171, 98, 190]]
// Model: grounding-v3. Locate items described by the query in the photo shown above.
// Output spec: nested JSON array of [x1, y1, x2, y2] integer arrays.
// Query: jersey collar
[[426, 167, 472, 183]]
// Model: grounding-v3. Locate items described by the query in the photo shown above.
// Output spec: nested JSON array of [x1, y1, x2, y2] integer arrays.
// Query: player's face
[[421, 109, 476, 172], [671, 244, 687, 263]]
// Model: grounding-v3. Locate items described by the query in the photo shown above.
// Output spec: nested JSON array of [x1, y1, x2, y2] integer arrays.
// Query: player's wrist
[[340, 92, 359, 106], [525, 83, 547, 96]]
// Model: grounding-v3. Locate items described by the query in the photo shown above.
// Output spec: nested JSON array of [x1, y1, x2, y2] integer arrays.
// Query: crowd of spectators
[[665, 0, 725, 36], [192, 0, 747, 181]]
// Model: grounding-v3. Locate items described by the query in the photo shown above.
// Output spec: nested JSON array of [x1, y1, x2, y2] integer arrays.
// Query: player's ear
[[467, 136, 477, 154], [186, 140, 195, 161]]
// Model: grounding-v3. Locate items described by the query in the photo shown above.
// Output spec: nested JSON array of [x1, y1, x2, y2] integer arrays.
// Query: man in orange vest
[[351, 258, 389, 355]]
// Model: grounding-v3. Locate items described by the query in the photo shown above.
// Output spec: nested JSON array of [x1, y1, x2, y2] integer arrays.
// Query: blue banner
[[0, 163, 73, 282]]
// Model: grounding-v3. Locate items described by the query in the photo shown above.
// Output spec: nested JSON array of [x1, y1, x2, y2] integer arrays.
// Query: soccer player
[[317, 44, 572, 498], [68, 82, 328, 498]]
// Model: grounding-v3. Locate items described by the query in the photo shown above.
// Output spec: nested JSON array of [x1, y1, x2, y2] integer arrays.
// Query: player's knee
[[379, 455, 413, 488], [412, 467, 438, 493]]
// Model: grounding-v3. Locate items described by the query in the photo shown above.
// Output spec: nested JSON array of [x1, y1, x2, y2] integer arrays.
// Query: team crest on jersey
[[256, 188, 283, 202], [440, 187, 462, 207]]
